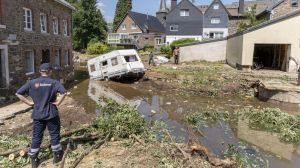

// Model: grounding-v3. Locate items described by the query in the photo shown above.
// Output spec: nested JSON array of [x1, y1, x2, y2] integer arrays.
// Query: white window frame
[[63, 20, 68, 36], [291, 0, 299, 6], [131, 23, 137, 29], [122, 24, 126, 30], [156, 38, 162, 45], [64, 50, 70, 67], [25, 50, 35, 75], [180, 9, 190, 16], [55, 49, 61, 66], [211, 17, 221, 24], [170, 24, 179, 31], [213, 4, 220, 10], [53, 17, 59, 35], [40, 13, 47, 33], [23, 8, 32, 31]]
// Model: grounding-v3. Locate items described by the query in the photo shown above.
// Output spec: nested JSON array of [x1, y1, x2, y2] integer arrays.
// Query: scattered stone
[[66, 92, 71, 95], [74, 86, 78, 89], [0, 119, 4, 125], [166, 102, 172, 105], [151, 110, 156, 114], [172, 66, 178, 70], [148, 90, 152, 92], [183, 100, 188, 103]]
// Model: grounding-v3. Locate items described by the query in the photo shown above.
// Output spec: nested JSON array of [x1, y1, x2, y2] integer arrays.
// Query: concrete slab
[[0, 102, 32, 121], [258, 80, 300, 104]]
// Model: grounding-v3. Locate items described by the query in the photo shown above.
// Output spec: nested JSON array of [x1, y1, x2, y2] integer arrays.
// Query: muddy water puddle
[[71, 79, 300, 168]]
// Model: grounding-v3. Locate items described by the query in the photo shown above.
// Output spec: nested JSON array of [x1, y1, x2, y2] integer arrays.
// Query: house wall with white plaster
[[179, 39, 227, 62]]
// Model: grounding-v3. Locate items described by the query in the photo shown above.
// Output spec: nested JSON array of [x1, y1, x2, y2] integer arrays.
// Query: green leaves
[[92, 99, 146, 139], [113, 0, 132, 30], [66, 0, 108, 51], [241, 108, 300, 143]]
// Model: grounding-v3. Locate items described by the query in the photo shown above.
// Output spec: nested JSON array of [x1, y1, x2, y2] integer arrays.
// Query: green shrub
[[92, 99, 146, 138], [160, 45, 172, 56], [170, 38, 199, 50], [87, 42, 109, 55], [143, 44, 154, 52]]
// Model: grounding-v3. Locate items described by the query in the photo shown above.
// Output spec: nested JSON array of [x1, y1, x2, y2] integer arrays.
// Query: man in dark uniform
[[16, 63, 67, 168]]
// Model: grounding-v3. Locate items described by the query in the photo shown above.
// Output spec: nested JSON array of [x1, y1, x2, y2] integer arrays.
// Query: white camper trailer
[[87, 49, 145, 80]]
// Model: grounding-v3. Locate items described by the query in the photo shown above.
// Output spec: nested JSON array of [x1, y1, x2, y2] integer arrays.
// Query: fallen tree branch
[[69, 133, 110, 168], [6, 134, 101, 162], [60, 139, 72, 168], [1, 127, 90, 157], [131, 134, 146, 146], [189, 141, 236, 167], [165, 130, 190, 160]]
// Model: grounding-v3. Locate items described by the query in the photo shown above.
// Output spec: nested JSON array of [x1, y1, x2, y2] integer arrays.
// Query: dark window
[[101, 61, 108, 66], [124, 55, 138, 62], [90, 64, 96, 72], [291, 0, 298, 6], [41, 49, 50, 64]]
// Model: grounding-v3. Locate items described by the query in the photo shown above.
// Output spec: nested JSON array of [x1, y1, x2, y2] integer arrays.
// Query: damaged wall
[[226, 10, 300, 72]]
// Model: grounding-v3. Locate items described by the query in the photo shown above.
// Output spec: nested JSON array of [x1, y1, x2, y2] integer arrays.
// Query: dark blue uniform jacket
[[17, 76, 66, 120]]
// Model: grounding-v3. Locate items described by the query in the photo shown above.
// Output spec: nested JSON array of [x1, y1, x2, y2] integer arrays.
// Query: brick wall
[[0, 0, 74, 89], [116, 15, 143, 33], [271, 0, 300, 19]]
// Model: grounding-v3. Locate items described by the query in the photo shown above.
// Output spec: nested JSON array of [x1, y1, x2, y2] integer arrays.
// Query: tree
[[113, 0, 132, 30], [237, 5, 264, 32], [66, 0, 108, 51]]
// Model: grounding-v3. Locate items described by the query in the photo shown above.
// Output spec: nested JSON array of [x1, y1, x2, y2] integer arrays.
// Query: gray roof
[[198, 0, 282, 17], [54, 0, 76, 10], [128, 11, 165, 33]]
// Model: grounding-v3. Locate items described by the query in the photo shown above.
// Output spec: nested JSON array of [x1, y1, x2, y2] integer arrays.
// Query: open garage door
[[253, 44, 290, 71]]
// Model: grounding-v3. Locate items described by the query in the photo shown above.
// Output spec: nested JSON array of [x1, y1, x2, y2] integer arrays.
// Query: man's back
[[17, 76, 65, 120]]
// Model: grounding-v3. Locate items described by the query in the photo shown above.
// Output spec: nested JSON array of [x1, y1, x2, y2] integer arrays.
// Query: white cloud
[[97, 1, 105, 14]]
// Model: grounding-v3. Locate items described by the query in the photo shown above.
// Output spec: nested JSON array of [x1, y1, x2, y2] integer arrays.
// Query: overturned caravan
[[87, 49, 145, 80]]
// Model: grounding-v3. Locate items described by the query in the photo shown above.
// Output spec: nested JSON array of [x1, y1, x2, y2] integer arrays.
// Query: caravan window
[[101, 61, 108, 66], [90, 64, 96, 72], [124, 55, 138, 62], [111, 58, 118, 66]]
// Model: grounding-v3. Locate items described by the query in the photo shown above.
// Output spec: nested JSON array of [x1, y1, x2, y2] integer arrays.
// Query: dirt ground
[[0, 96, 95, 136], [22, 140, 215, 168]]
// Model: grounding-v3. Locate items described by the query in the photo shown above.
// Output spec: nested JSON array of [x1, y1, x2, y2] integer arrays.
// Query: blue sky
[[98, 0, 238, 22]]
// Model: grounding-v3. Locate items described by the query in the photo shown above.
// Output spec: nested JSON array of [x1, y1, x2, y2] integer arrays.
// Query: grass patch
[[241, 107, 300, 143]]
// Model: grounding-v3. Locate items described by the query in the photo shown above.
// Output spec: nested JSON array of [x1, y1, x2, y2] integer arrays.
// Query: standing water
[[71, 72, 300, 168]]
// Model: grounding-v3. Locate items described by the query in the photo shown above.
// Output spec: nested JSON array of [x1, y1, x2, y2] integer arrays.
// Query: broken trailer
[[87, 49, 145, 80]]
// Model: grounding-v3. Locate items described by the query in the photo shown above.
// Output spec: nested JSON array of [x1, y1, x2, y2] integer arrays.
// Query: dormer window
[[180, 9, 189, 16], [291, 0, 298, 6], [213, 4, 219, 9], [122, 24, 126, 30], [211, 17, 220, 24], [170, 24, 179, 31]]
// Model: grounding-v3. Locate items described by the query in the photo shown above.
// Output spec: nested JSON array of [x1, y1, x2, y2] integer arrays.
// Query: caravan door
[[100, 60, 109, 78]]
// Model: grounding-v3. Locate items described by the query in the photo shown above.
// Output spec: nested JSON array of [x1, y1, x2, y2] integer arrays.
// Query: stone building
[[0, 0, 75, 90], [108, 11, 165, 49]]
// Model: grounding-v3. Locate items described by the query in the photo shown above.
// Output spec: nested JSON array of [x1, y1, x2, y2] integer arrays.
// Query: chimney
[[238, 0, 245, 14], [171, 0, 177, 10]]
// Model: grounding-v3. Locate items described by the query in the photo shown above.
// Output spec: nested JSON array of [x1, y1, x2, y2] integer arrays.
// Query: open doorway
[[41, 49, 50, 64], [253, 44, 290, 71], [0, 45, 8, 88]]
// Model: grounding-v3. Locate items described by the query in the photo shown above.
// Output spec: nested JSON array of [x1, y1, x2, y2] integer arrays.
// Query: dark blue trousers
[[29, 116, 61, 156]]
